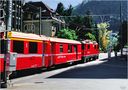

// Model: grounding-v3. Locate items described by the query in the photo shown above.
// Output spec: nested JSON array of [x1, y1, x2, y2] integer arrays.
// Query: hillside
[[73, 0, 127, 32]]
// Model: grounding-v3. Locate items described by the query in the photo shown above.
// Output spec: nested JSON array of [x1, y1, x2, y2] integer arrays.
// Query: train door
[[42, 40, 53, 67], [50, 42, 54, 66], [42, 41, 46, 67], [74, 45, 78, 60]]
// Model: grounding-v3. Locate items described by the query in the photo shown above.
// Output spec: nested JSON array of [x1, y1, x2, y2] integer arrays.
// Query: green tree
[[85, 32, 96, 41], [119, 20, 128, 47], [56, 2, 65, 16], [57, 28, 78, 40], [110, 33, 120, 56], [83, 10, 94, 29], [64, 5, 73, 16], [56, 3, 73, 16], [68, 10, 96, 40], [97, 22, 112, 52]]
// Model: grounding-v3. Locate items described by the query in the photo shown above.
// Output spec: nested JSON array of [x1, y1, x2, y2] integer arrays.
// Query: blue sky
[[26, 0, 83, 10]]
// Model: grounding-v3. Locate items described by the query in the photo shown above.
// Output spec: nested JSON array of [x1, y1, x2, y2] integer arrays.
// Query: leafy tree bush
[[57, 28, 78, 40], [85, 32, 96, 41], [97, 22, 112, 52], [109, 33, 120, 56], [119, 20, 128, 48]]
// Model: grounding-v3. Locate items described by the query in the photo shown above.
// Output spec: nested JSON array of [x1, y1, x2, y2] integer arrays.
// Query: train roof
[[7, 31, 81, 44], [92, 41, 98, 44], [81, 40, 93, 44], [49, 37, 81, 44], [7, 31, 48, 40], [81, 40, 98, 44]]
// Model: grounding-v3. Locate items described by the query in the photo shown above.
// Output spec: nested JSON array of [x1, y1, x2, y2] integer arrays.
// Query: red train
[[0, 31, 99, 75]]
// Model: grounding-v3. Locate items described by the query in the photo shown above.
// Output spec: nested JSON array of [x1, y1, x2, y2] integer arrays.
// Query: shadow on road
[[48, 56, 127, 79]]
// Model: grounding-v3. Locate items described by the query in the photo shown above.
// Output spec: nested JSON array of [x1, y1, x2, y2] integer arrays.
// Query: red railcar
[[0, 31, 47, 73], [81, 40, 99, 62], [49, 37, 82, 65]]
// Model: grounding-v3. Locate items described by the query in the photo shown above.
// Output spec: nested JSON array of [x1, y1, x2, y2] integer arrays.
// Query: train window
[[84, 45, 86, 49], [94, 45, 96, 49], [60, 44, 63, 53], [29, 42, 37, 53], [13, 40, 24, 53], [97, 45, 99, 49], [74, 45, 77, 52], [88, 45, 90, 49], [68, 44, 72, 53], [0, 40, 6, 54], [82, 44, 84, 50]]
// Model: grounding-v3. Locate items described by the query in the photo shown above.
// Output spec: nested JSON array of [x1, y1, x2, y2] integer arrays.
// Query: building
[[0, 0, 7, 32], [11, 0, 24, 31], [23, 1, 65, 36], [0, 0, 24, 32]]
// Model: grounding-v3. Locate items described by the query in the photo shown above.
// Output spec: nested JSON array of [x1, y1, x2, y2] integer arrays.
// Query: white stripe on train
[[0, 53, 82, 58]]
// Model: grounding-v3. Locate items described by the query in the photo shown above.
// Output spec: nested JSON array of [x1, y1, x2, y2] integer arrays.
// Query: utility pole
[[120, 1, 123, 56], [1, 0, 12, 88], [39, 7, 42, 35]]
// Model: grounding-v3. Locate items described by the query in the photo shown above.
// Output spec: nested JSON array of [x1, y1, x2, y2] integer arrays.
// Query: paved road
[[4, 53, 127, 90]]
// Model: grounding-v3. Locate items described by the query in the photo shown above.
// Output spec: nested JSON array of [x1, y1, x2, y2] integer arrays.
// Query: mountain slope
[[73, 0, 127, 32]]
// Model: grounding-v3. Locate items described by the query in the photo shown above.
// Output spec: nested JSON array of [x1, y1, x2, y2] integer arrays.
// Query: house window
[[13, 40, 24, 53], [60, 44, 63, 53], [68, 44, 72, 53], [29, 42, 37, 53], [0, 9, 4, 18], [28, 14, 31, 19]]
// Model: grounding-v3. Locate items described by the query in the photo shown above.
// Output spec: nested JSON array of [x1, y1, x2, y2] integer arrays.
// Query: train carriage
[[81, 40, 99, 62], [0, 31, 49, 73], [49, 37, 82, 65]]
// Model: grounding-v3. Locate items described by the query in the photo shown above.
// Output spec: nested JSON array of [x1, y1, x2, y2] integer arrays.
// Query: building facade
[[0, 0, 24, 32], [23, 1, 65, 36]]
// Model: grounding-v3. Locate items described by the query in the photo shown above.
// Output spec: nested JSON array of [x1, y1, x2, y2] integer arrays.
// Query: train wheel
[[86, 58, 90, 62], [82, 57, 87, 63], [84, 58, 87, 63], [68, 62, 73, 65], [92, 57, 95, 61]]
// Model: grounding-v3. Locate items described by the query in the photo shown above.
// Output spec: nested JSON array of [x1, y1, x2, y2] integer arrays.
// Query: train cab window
[[60, 44, 63, 53], [88, 45, 90, 49], [29, 42, 37, 53], [68, 44, 72, 53], [94, 45, 96, 49], [0, 40, 6, 54], [13, 40, 24, 53], [97, 45, 99, 49]]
